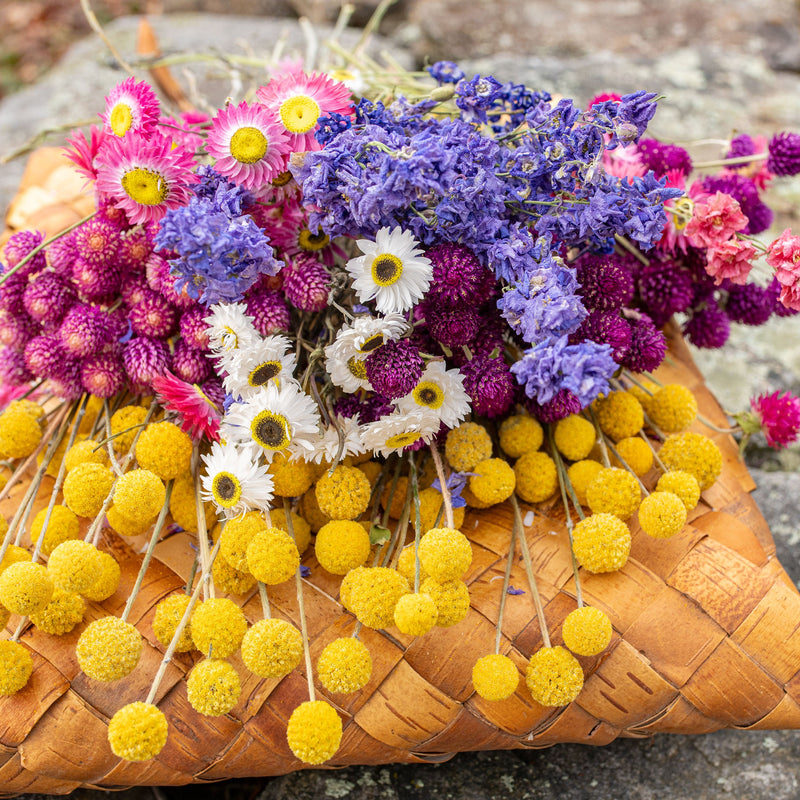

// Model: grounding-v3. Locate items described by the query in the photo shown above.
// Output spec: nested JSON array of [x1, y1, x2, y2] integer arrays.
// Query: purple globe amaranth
[[574, 253, 635, 312], [201, 378, 225, 409], [71, 256, 121, 303], [0, 309, 38, 350], [81, 351, 126, 399], [117, 226, 154, 271], [727, 133, 758, 160], [46, 232, 77, 273], [24, 334, 65, 378], [23, 273, 76, 326], [0, 347, 32, 386], [767, 131, 800, 176], [425, 242, 493, 308], [637, 259, 695, 326], [59, 304, 107, 358], [128, 290, 178, 339], [49, 358, 83, 400], [179, 306, 211, 351], [724, 282, 775, 326], [425, 305, 481, 348], [570, 310, 632, 363], [636, 139, 692, 177], [123, 337, 170, 387], [71, 216, 121, 267], [359, 393, 396, 424], [333, 394, 365, 421], [683, 302, 730, 349], [525, 387, 582, 423], [245, 287, 290, 335], [620, 314, 667, 372], [4, 230, 47, 279], [0, 275, 27, 313], [365, 339, 424, 399], [282, 255, 331, 312], [171, 339, 211, 384], [121, 271, 151, 308], [460, 354, 515, 418]]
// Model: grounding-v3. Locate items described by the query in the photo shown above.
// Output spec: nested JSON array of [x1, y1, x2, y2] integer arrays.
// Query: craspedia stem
[[429, 440, 454, 529], [494, 523, 517, 654]]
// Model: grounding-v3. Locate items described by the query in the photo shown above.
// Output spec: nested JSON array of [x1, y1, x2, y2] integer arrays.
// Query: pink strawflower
[[704, 238, 757, 286], [256, 70, 353, 152], [750, 391, 800, 449], [265, 201, 344, 266], [766, 228, 800, 312], [159, 110, 210, 152], [206, 101, 291, 190], [64, 124, 104, 184], [95, 132, 198, 225], [102, 77, 161, 139], [684, 191, 748, 248], [602, 142, 647, 179], [152, 371, 221, 441]]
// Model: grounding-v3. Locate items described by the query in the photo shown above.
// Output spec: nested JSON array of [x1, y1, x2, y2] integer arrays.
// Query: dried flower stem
[[79, 0, 135, 75], [429, 441, 454, 529], [408, 452, 422, 593], [193, 446, 214, 601], [258, 582, 271, 619], [494, 523, 517, 654], [587, 408, 612, 468]]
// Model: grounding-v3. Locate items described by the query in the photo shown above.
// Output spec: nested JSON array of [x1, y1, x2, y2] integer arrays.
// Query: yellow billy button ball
[[246, 527, 300, 585], [0, 561, 53, 615], [30, 505, 81, 556], [381, 476, 409, 520], [269, 507, 312, 555], [593, 391, 644, 441], [317, 637, 372, 694], [648, 384, 698, 434], [112, 469, 166, 525], [0, 640, 33, 695], [152, 593, 194, 652], [472, 653, 520, 701], [219, 511, 268, 572], [659, 432, 722, 491], [445, 422, 493, 472], [286, 700, 343, 765], [76, 616, 142, 681], [468, 458, 516, 506], [562, 606, 613, 657], [572, 513, 631, 573], [566, 460, 603, 506], [298, 488, 331, 535], [241, 618, 302, 679], [514, 451, 558, 504], [268, 451, 315, 498], [315, 520, 371, 576], [340, 567, 410, 629], [554, 414, 596, 462], [135, 421, 193, 481], [169, 474, 215, 534], [393, 592, 437, 636], [29, 589, 86, 635], [498, 414, 543, 459], [656, 470, 701, 511], [191, 598, 247, 659], [0, 544, 31, 575], [187, 659, 241, 716], [106, 505, 155, 537], [525, 645, 584, 707], [417, 487, 465, 533], [0, 603, 9, 630], [638, 491, 687, 539], [62, 462, 114, 518], [47, 540, 102, 594], [108, 702, 168, 762], [418, 527, 472, 583], [586, 467, 641, 520], [64, 440, 109, 472], [611, 437, 654, 477], [396, 546, 429, 585], [315, 465, 371, 521], [0, 406, 42, 459], [212, 557, 257, 597], [82, 551, 121, 603], [109, 405, 148, 455], [421, 578, 471, 628]]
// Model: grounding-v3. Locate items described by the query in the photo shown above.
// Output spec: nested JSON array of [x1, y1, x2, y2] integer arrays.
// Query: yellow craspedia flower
[[112, 469, 166, 525], [445, 422, 493, 472], [393, 592, 437, 636], [611, 436, 654, 477], [212, 556, 257, 597], [586, 467, 641, 520], [566, 459, 603, 506], [0, 544, 31, 574], [219, 511, 268, 572], [268, 451, 314, 497], [169, 473, 215, 534], [64, 440, 109, 472], [381, 476, 409, 520], [47, 540, 102, 593], [340, 566, 410, 629], [356, 460, 382, 486], [315, 465, 371, 521], [656, 470, 701, 511], [0, 406, 42, 459], [135, 421, 192, 481], [638, 491, 687, 539], [82, 551, 121, 602], [498, 415, 543, 459], [269, 507, 312, 554], [421, 577, 470, 627], [469, 458, 516, 506], [152, 593, 194, 652], [246, 527, 300, 585], [659, 432, 722, 491], [554, 415, 596, 462], [626, 378, 658, 417], [397, 546, 429, 585], [514, 450, 558, 504], [0, 470, 8, 493], [298, 488, 331, 534], [40, 430, 73, 478], [0, 560, 53, 615], [461, 484, 492, 510], [315, 520, 371, 576], [30, 504, 80, 556], [62, 462, 114, 518], [286, 700, 342, 765], [416, 487, 465, 533], [0, 640, 33, 695], [572, 513, 631, 573], [107, 504, 155, 537], [241, 618, 302, 678], [191, 597, 247, 659], [187, 659, 241, 716], [562, 606, 612, 656], [525, 645, 584, 707], [8, 399, 44, 421], [317, 637, 372, 693], [77, 395, 103, 434], [593, 391, 644, 441], [472, 653, 519, 701], [0, 603, 9, 629], [648, 384, 698, 433], [418, 527, 472, 583], [108, 702, 168, 762], [29, 589, 86, 635], [76, 616, 142, 681], [109, 405, 148, 455]]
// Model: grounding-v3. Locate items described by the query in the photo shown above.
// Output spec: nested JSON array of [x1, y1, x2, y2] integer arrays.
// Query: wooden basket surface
[[2, 150, 800, 796]]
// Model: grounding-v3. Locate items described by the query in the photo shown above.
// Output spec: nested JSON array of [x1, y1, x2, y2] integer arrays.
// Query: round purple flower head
[[4, 230, 47, 279], [620, 314, 667, 372], [49, 358, 83, 400], [333, 394, 364, 421], [245, 287, 290, 335], [23, 273, 76, 326], [0, 275, 27, 313], [71, 216, 120, 267], [574, 254, 635, 312], [81, 352, 126, 399], [425, 243, 492, 308], [201, 378, 225, 409], [525, 387, 582, 423], [118, 227, 154, 271], [24, 335, 65, 379], [0, 309, 38, 350], [460, 354, 515, 418], [683, 302, 730, 349], [636, 138, 692, 177], [365, 339, 424, 400], [427, 61, 465, 84], [425, 306, 481, 348], [571, 310, 631, 363], [180, 306, 211, 351], [360, 393, 396, 424], [171, 339, 211, 384], [0, 347, 32, 386], [638, 259, 694, 326], [71, 257, 121, 302], [767, 131, 800, 176], [724, 282, 774, 327], [46, 232, 76, 273], [121, 272, 151, 308], [59, 304, 107, 358], [123, 337, 170, 387], [282, 255, 331, 312], [727, 134, 758, 160], [128, 291, 177, 339]]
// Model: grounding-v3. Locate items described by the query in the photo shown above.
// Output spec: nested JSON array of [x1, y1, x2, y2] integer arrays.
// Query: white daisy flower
[[336, 312, 409, 356], [345, 227, 432, 314], [219, 334, 297, 400], [361, 409, 440, 458], [220, 382, 321, 461], [200, 440, 273, 519], [395, 361, 471, 429], [306, 415, 367, 465], [205, 302, 260, 355], [324, 336, 372, 393]]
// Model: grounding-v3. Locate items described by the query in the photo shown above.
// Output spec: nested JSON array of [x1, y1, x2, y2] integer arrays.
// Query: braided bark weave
[[2, 150, 800, 795]]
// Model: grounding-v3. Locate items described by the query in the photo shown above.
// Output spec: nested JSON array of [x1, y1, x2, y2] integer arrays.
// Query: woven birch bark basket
[[2, 149, 800, 796]]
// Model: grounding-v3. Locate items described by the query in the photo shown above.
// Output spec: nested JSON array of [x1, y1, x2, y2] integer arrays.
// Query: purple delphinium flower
[[616, 91, 659, 142], [365, 339, 424, 399], [455, 74, 504, 123], [427, 61, 465, 84], [431, 471, 471, 509]]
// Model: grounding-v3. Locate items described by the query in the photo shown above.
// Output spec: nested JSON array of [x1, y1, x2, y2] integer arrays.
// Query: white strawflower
[[306, 416, 367, 465], [200, 441, 273, 519], [205, 302, 260, 355], [361, 409, 440, 458], [219, 334, 297, 400], [395, 361, 471, 429]]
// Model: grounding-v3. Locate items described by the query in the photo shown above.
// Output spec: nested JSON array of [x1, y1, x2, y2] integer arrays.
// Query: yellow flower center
[[248, 360, 282, 387], [371, 253, 403, 287], [229, 126, 269, 164], [385, 432, 420, 449], [110, 103, 133, 137], [298, 228, 330, 252], [279, 95, 321, 134], [358, 334, 384, 353], [251, 410, 291, 451], [347, 356, 367, 380], [672, 197, 694, 231], [222, 326, 239, 349], [121, 168, 168, 206], [272, 170, 293, 187], [212, 471, 242, 508], [412, 381, 444, 410]]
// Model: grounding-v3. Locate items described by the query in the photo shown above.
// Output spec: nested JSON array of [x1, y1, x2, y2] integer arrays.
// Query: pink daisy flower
[[263, 200, 344, 266], [750, 391, 800, 449], [704, 238, 757, 286], [63, 124, 105, 184], [684, 191, 748, 248], [102, 77, 161, 139], [256, 70, 353, 152], [205, 101, 291, 190], [152, 371, 221, 441], [94, 132, 198, 225]]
